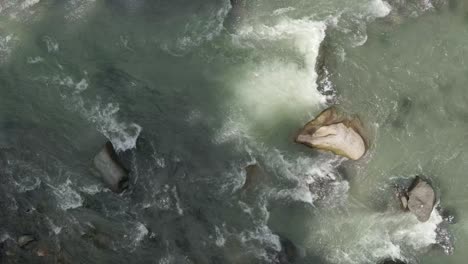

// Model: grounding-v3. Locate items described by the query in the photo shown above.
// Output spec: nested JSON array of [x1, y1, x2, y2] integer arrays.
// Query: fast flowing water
[[0, 0, 467, 263]]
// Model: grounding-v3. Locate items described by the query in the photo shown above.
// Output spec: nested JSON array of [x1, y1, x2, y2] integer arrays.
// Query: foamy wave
[[214, 225, 226, 247], [65, 0, 96, 21], [27, 56, 44, 64], [367, 0, 392, 18], [213, 114, 249, 145], [128, 222, 148, 251], [309, 209, 444, 264], [20, 0, 40, 10], [239, 225, 281, 259], [54, 75, 142, 151], [48, 179, 83, 211], [0, 0, 41, 19], [80, 184, 104, 195], [161, 1, 231, 55], [86, 102, 142, 152], [272, 7, 296, 16], [43, 36, 59, 53], [172, 186, 184, 215], [0, 34, 17, 63], [223, 18, 328, 140]]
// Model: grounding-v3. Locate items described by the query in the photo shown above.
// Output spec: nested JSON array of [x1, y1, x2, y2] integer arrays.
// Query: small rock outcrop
[[407, 177, 436, 222], [295, 107, 367, 160], [93, 141, 129, 193], [275, 235, 305, 264]]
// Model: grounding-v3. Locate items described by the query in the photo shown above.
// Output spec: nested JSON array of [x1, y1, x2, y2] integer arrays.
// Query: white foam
[[20, 0, 40, 9], [310, 209, 444, 264], [239, 225, 281, 260], [158, 255, 175, 264], [87, 102, 142, 151], [393, 210, 443, 251], [65, 0, 96, 21], [0, 0, 40, 18], [46, 217, 63, 235], [151, 149, 166, 168], [272, 7, 296, 16], [129, 222, 148, 250], [0, 34, 17, 63], [172, 186, 184, 215], [214, 225, 226, 247], [0, 233, 11, 242], [163, 1, 230, 55], [232, 18, 327, 124], [214, 115, 249, 145], [80, 184, 103, 195], [75, 78, 88, 92], [261, 150, 348, 206], [48, 179, 83, 210], [420, 0, 434, 11], [367, 0, 392, 18], [27, 56, 44, 64], [54, 75, 142, 152], [43, 36, 59, 53]]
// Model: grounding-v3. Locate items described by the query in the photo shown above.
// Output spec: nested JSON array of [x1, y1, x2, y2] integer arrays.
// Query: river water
[[0, 0, 467, 263]]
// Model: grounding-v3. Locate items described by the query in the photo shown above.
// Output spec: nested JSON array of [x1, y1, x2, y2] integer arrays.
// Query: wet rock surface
[[407, 177, 436, 222], [296, 107, 368, 160], [93, 141, 129, 193], [378, 258, 407, 264], [17, 235, 36, 249], [242, 163, 267, 191]]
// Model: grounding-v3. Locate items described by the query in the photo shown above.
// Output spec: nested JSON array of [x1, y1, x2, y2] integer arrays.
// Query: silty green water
[[0, 0, 467, 263]]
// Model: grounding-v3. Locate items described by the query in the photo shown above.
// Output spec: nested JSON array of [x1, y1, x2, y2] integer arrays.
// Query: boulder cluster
[[293, 106, 454, 263]]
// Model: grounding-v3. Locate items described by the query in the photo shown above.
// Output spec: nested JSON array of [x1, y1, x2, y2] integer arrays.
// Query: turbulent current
[[0, 0, 467, 263]]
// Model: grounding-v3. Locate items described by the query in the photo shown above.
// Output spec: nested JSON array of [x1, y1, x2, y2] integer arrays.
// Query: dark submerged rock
[[93, 141, 129, 193], [275, 236, 300, 264], [315, 32, 337, 104], [242, 164, 267, 191], [407, 177, 435, 222], [225, 0, 247, 31], [378, 258, 407, 264], [17, 235, 36, 249], [439, 207, 457, 224], [391, 97, 413, 128]]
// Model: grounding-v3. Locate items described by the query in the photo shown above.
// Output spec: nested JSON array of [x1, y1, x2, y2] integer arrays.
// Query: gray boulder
[[295, 107, 368, 160], [93, 142, 129, 193], [407, 177, 435, 222]]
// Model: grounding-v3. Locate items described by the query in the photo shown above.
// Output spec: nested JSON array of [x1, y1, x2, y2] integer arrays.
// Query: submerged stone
[[225, 0, 246, 31], [407, 177, 435, 222], [378, 258, 407, 264], [17, 235, 35, 249], [243, 164, 266, 191], [275, 235, 306, 264], [93, 141, 129, 193], [295, 107, 367, 160]]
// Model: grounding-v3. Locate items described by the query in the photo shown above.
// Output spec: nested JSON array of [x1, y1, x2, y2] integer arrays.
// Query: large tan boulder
[[295, 107, 367, 160]]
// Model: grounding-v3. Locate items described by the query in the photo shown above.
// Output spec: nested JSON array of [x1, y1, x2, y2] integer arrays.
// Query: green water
[[0, 0, 467, 263]]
